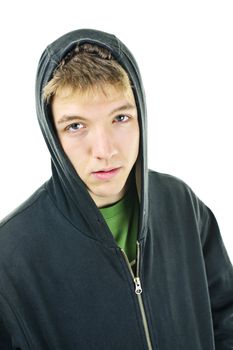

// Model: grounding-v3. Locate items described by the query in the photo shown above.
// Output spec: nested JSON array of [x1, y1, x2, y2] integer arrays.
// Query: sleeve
[[0, 291, 26, 350], [201, 205, 233, 349], [0, 317, 14, 350]]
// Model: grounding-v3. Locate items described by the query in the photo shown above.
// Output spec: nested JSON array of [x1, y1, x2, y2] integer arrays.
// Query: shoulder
[[148, 169, 194, 196], [0, 181, 54, 250], [0, 182, 48, 229], [148, 169, 209, 222]]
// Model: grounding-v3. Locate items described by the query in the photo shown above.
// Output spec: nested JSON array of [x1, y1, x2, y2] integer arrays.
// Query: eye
[[65, 122, 84, 132], [114, 115, 129, 123]]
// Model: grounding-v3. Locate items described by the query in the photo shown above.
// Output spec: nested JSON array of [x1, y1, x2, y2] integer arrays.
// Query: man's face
[[52, 85, 139, 207]]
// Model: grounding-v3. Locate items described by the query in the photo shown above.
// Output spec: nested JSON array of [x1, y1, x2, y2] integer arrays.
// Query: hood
[[35, 28, 148, 244]]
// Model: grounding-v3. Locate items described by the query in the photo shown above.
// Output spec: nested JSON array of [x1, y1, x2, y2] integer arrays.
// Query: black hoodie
[[0, 29, 233, 350]]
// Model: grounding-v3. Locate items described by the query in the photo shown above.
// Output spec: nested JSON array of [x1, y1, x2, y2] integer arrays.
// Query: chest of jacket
[[1, 212, 215, 350]]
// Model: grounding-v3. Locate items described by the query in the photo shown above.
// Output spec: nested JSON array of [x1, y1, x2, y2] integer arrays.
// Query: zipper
[[121, 241, 153, 350]]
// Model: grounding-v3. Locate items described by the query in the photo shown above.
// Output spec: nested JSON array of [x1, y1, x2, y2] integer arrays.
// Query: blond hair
[[43, 43, 132, 102]]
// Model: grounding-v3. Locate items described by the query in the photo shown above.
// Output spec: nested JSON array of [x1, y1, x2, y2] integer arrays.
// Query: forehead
[[52, 84, 137, 120], [53, 83, 135, 103]]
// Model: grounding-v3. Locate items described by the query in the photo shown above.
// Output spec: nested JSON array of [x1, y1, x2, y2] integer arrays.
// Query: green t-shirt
[[100, 187, 139, 264]]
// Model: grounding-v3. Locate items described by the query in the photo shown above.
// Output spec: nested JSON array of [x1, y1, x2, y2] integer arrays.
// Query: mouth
[[91, 167, 121, 180]]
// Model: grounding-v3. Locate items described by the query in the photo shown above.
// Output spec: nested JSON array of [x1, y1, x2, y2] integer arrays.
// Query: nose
[[91, 128, 117, 160]]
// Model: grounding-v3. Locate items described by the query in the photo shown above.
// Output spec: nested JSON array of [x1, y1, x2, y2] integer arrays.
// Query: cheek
[[59, 138, 85, 170], [131, 127, 140, 161], [60, 135, 83, 157], [130, 124, 140, 148], [133, 133, 140, 160], [118, 126, 140, 160], [62, 147, 87, 180], [60, 139, 76, 160]]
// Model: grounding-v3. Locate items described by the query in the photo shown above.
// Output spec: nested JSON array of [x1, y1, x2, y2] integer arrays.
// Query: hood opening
[[35, 28, 148, 243]]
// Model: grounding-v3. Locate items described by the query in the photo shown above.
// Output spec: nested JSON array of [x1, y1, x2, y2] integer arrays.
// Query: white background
[[0, 0, 232, 262]]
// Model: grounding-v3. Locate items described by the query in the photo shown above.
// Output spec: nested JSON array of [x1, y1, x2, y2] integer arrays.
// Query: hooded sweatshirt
[[0, 28, 233, 350]]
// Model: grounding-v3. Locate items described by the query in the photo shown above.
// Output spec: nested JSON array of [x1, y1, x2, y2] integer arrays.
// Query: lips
[[94, 167, 118, 173], [92, 167, 121, 180]]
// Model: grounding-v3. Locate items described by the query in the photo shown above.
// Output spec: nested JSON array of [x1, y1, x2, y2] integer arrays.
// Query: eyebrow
[[57, 103, 136, 125]]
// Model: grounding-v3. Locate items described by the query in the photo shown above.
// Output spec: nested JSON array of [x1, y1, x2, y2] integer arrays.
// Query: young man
[[0, 29, 232, 350]]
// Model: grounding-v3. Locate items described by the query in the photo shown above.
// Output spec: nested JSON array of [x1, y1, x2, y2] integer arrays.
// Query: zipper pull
[[134, 277, 142, 294]]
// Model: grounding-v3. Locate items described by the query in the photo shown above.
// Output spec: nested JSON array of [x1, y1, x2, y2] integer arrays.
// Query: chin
[[90, 183, 126, 203]]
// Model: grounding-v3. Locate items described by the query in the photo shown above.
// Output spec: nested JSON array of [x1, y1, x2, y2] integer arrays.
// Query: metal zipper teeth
[[121, 241, 153, 350]]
